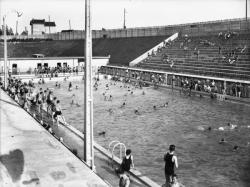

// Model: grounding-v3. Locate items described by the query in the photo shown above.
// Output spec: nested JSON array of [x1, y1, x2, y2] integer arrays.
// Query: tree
[[21, 30, 28, 35], [0, 25, 15, 35], [8, 27, 14, 35]]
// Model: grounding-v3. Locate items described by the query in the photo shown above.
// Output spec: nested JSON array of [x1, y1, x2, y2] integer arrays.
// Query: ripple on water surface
[[38, 79, 250, 187]]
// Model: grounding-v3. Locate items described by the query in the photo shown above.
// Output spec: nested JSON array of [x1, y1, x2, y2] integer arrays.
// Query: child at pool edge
[[171, 174, 185, 187], [54, 100, 67, 125], [119, 170, 130, 187]]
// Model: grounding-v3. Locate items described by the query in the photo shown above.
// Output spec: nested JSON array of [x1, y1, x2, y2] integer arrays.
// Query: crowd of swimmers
[[199, 122, 250, 152], [2, 74, 250, 187], [93, 76, 170, 116]]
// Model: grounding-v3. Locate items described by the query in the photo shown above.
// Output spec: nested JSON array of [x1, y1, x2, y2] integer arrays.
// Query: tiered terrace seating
[[137, 32, 250, 80], [0, 35, 169, 66]]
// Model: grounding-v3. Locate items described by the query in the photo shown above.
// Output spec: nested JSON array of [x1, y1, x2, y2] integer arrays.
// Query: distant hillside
[[0, 36, 169, 66]]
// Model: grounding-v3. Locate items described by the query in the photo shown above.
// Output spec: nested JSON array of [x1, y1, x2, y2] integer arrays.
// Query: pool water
[[38, 78, 250, 187]]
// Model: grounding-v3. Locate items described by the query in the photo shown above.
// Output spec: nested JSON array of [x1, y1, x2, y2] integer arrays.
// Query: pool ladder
[[108, 140, 126, 168]]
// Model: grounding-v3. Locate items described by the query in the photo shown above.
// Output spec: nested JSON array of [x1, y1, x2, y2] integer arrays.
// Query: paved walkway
[[0, 89, 109, 187]]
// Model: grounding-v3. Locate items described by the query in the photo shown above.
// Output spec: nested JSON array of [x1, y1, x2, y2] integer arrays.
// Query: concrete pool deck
[[0, 89, 161, 187], [0, 89, 109, 187]]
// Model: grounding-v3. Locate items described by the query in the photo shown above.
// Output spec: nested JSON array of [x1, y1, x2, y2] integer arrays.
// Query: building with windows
[[0, 56, 110, 75], [30, 19, 56, 35]]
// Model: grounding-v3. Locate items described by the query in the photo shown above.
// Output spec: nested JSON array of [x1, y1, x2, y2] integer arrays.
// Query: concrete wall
[[0, 57, 109, 74], [129, 33, 179, 66], [32, 24, 45, 35], [1, 18, 249, 40]]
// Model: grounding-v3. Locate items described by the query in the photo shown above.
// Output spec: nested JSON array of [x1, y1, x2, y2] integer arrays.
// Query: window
[[57, 63, 61, 67], [44, 63, 48, 67], [12, 64, 17, 68], [37, 63, 42, 68], [63, 62, 67, 67]]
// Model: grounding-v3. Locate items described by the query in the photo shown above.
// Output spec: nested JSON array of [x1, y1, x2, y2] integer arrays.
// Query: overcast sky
[[0, 0, 248, 33]]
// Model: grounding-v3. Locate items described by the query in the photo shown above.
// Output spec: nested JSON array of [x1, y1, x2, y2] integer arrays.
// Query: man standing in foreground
[[164, 144, 178, 187]]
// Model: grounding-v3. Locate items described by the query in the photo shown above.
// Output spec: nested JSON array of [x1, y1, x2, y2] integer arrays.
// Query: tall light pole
[[2, 11, 22, 90], [84, 0, 94, 170], [3, 16, 8, 90]]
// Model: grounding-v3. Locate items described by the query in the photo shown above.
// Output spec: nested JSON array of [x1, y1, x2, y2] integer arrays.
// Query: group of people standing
[[4, 77, 66, 126]]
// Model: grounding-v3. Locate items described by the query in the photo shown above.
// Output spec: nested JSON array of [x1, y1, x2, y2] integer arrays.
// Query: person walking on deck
[[164, 144, 178, 187], [121, 149, 134, 173]]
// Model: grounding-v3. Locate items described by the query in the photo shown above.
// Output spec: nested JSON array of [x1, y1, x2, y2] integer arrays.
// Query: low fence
[[100, 65, 250, 99]]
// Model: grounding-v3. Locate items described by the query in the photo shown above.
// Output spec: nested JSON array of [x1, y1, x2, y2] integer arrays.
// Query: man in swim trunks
[[164, 145, 178, 187], [53, 100, 66, 125]]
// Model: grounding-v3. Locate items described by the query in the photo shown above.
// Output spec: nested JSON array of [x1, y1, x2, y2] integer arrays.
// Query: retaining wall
[[1, 18, 249, 40]]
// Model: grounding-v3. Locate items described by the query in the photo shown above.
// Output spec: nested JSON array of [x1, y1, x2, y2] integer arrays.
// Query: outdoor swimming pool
[[38, 78, 250, 187]]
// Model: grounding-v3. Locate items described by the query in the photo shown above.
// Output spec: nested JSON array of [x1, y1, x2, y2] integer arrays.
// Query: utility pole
[[69, 19, 71, 30], [15, 20, 18, 35], [246, 0, 248, 21], [84, 0, 94, 170], [123, 8, 126, 29], [48, 15, 51, 34], [3, 16, 8, 90]]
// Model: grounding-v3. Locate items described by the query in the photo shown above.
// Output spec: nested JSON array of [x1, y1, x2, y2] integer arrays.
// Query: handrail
[[2, 88, 161, 187], [112, 142, 126, 160], [108, 140, 120, 152]]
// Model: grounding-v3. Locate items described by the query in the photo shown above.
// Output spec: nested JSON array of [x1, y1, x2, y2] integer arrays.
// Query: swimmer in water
[[109, 95, 113, 101], [228, 123, 237, 130], [71, 94, 76, 105], [120, 102, 126, 108], [55, 82, 58, 87], [233, 145, 239, 151], [134, 109, 140, 115], [71, 94, 80, 106], [68, 82, 73, 91], [153, 105, 157, 110], [163, 102, 168, 107], [207, 126, 212, 131], [219, 138, 226, 144], [108, 108, 113, 114], [218, 127, 224, 131]]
